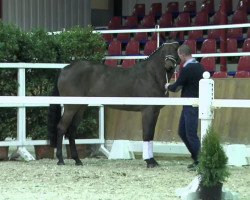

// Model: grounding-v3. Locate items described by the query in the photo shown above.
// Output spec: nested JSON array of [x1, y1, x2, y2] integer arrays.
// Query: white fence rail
[[1, 23, 250, 158]]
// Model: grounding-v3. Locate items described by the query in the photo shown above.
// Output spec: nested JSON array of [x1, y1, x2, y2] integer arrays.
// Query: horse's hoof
[[57, 161, 65, 165], [75, 161, 83, 166], [145, 158, 159, 168]]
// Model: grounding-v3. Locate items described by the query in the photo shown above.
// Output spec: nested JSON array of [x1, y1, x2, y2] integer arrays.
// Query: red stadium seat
[[188, 30, 204, 42], [231, 9, 248, 24], [237, 0, 250, 13], [183, 1, 196, 13], [201, 0, 214, 15], [140, 15, 156, 28], [167, 2, 179, 14], [144, 40, 157, 55], [237, 56, 250, 71], [134, 32, 148, 44], [108, 16, 122, 29], [200, 57, 216, 72], [107, 40, 122, 56], [132, 4, 145, 18], [159, 12, 173, 27], [242, 38, 250, 52], [220, 0, 232, 15], [171, 71, 180, 80], [175, 12, 191, 27], [169, 31, 184, 41], [117, 33, 130, 44], [122, 59, 136, 68], [149, 3, 162, 18], [234, 70, 250, 78], [247, 28, 250, 38], [207, 29, 222, 40], [102, 34, 113, 43], [212, 71, 228, 78], [104, 59, 118, 67], [201, 39, 217, 53], [194, 10, 209, 26], [171, 12, 190, 41], [226, 38, 238, 52], [151, 32, 166, 42], [125, 40, 140, 55], [123, 16, 138, 28], [227, 28, 243, 39], [183, 39, 197, 54], [210, 10, 228, 25]]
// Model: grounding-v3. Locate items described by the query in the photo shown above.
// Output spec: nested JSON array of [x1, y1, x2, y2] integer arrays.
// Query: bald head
[[178, 44, 192, 56], [177, 44, 193, 62]]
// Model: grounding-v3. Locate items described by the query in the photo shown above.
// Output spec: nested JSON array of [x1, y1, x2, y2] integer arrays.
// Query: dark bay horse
[[48, 42, 179, 168]]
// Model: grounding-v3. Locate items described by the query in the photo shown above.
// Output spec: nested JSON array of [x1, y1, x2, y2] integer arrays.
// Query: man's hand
[[165, 83, 170, 90]]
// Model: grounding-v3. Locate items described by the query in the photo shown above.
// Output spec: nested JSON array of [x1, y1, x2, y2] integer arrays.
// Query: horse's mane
[[143, 41, 178, 61]]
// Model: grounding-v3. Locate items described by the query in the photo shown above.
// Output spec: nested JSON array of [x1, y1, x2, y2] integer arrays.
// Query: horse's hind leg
[[56, 105, 80, 165], [141, 106, 161, 168], [67, 108, 86, 166]]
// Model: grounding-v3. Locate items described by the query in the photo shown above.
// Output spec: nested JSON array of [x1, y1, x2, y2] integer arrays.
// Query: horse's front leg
[[141, 106, 161, 168]]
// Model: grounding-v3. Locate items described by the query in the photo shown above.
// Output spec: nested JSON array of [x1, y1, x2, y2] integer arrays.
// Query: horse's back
[[58, 61, 139, 97]]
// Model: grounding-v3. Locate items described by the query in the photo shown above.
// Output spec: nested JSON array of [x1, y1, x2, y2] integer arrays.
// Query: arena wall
[[105, 79, 250, 144]]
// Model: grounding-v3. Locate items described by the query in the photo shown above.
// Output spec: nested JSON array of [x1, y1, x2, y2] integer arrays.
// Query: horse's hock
[[105, 79, 250, 144]]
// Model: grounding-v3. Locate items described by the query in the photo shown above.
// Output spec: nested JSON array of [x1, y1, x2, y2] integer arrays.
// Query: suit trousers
[[178, 106, 200, 162]]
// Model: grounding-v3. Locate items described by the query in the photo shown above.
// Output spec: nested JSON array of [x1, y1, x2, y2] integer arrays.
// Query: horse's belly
[[107, 105, 142, 112]]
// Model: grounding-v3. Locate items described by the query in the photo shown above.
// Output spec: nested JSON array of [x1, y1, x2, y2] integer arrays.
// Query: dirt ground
[[0, 156, 249, 200]]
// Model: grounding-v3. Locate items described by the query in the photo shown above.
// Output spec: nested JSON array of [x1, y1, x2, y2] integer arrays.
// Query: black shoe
[[145, 158, 159, 168], [187, 161, 198, 171]]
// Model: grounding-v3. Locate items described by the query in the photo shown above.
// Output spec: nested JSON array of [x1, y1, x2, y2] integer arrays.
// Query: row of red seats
[[132, 0, 249, 19], [132, 0, 215, 18], [106, 38, 250, 57], [107, 39, 157, 56], [104, 27, 250, 46], [184, 38, 250, 54], [109, 0, 249, 30], [198, 56, 250, 74], [108, 10, 249, 44], [104, 59, 250, 78]]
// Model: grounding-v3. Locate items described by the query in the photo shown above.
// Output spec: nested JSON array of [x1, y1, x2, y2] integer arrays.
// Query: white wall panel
[[2, 0, 90, 31]]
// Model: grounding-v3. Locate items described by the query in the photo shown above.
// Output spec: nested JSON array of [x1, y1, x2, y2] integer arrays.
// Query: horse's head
[[161, 42, 180, 72]]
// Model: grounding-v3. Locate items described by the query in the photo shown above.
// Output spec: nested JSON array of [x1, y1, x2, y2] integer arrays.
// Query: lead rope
[[165, 68, 177, 95], [165, 55, 177, 95]]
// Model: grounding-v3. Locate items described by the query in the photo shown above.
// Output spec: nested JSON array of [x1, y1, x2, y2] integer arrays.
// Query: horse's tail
[[47, 81, 61, 148]]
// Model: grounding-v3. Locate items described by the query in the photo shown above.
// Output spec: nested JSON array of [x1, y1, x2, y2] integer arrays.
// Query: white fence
[[1, 24, 250, 160], [0, 63, 250, 158]]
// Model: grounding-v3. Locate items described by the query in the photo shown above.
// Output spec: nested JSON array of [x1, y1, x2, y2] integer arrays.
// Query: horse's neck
[[167, 69, 175, 82]]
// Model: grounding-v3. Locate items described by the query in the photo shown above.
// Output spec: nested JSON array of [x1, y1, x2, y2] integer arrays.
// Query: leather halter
[[165, 55, 178, 84]]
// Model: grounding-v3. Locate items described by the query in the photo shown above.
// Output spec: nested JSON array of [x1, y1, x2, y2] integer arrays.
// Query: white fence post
[[17, 68, 26, 145], [199, 71, 214, 141], [17, 67, 35, 161]]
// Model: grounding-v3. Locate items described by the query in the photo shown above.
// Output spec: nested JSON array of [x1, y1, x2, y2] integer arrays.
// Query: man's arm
[[166, 68, 188, 92]]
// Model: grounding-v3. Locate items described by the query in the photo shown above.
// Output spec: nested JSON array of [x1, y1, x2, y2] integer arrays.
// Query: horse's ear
[[173, 41, 179, 50], [165, 36, 172, 43]]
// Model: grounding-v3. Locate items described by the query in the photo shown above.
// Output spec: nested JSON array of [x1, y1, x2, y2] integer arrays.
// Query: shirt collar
[[183, 58, 197, 67]]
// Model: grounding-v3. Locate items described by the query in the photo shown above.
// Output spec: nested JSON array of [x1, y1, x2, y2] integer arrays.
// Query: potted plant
[[197, 126, 230, 200]]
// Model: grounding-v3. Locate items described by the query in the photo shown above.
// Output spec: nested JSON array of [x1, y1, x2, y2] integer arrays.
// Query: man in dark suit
[[165, 44, 204, 171]]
